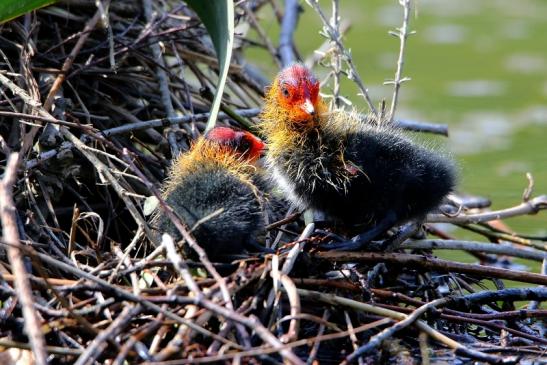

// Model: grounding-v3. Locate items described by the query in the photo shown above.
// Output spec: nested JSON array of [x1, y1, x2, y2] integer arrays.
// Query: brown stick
[[43, 6, 104, 111], [314, 251, 547, 285], [0, 153, 48, 365]]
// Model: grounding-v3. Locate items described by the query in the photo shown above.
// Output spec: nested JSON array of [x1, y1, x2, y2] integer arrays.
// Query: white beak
[[301, 99, 315, 115]]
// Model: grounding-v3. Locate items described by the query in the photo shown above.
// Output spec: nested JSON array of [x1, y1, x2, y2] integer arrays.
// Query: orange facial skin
[[275, 64, 321, 122], [259, 64, 328, 159], [205, 127, 265, 163], [270, 64, 324, 123]]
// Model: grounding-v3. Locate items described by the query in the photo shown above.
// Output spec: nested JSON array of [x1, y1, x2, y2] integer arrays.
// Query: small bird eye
[[236, 137, 252, 155], [281, 86, 290, 98]]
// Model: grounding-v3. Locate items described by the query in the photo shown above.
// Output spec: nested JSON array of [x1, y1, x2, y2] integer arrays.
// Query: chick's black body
[[270, 120, 455, 236], [157, 166, 266, 262]]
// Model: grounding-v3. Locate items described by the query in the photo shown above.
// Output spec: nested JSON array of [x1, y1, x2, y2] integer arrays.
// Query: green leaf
[[0, 0, 57, 24], [186, 0, 234, 132]]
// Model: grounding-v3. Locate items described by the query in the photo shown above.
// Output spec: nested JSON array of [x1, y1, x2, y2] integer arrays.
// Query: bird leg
[[245, 241, 275, 254], [379, 220, 421, 252], [321, 211, 398, 251], [314, 229, 347, 242]]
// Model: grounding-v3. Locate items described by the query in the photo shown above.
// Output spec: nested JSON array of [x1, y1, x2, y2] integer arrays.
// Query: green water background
[[245, 0, 546, 273]]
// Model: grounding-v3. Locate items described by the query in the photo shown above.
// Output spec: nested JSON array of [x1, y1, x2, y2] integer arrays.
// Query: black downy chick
[[154, 127, 270, 261], [259, 64, 456, 250]]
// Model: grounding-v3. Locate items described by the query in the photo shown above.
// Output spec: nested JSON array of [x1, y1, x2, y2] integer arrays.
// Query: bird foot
[[320, 212, 399, 251], [314, 229, 347, 242], [320, 237, 387, 251]]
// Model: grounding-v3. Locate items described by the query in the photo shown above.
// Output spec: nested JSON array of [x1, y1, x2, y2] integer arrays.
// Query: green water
[[245, 0, 546, 273]]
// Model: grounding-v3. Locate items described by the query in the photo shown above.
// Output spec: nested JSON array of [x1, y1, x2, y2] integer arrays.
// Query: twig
[[43, 4, 104, 111], [281, 223, 315, 275], [305, 0, 378, 115], [74, 304, 142, 365], [446, 287, 547, 308], [330, 0, 342, 107], [314, 251, 547, 285], [394, 118, 448, 136], [101, 108, 260, 137], [1, 242, 240, 348], [0, 339, 81, 356], [522, 172, 534, 202], [346, 297, 448, 361], [428, 195, 547, 224], [142, 0, 181, 155], [271, 258, 301, 343], [386, 0, 414, 122], [402, 239, 546, 261], [0, 153, 48, 365], [246, 3, 282, 67], [343, 311, 363, 365], [279, 0, 300, 66], [296, 288, 508, 364], [307, 310, 329, 364]]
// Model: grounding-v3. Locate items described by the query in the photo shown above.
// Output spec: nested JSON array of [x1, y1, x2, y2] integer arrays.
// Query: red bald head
[[273, 64, 321, 122], [205, 127, 265, 162]]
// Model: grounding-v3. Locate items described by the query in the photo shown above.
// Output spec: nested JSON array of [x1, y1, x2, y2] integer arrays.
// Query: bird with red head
[[259, 64, 456, 250], [153, 126, 270, 262], [205, 126, 265, 163]]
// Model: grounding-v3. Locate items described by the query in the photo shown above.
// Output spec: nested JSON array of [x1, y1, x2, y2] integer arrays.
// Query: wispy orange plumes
[[164, 137, 258, 197], [205, 126, 265, 162]]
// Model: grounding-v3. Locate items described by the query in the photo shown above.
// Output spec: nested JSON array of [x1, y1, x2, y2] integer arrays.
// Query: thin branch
[[296, 289, 506, 365], [428, 195, 547, 224], [330, 0, 342, 107], [43, 4, 104, 111], [403, 239, 546, 261], [0, 153, 48, 365], [315, 251, 547, 286], [247, 3, 282, 67], [346, 297, 448, 361], [279, 0, 300, 67], [305, 0, 378, 115], [142, 0, 181, 155], [387, 0, 414, 122], [74, 304, 142, 365], [101, 108, 261, 137]]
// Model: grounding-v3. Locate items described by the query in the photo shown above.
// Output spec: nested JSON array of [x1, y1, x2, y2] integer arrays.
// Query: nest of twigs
[[0, 1, 546, 364]]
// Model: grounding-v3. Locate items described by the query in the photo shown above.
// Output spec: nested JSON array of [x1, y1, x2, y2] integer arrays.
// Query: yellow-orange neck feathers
[[163, 138, 257, 196]]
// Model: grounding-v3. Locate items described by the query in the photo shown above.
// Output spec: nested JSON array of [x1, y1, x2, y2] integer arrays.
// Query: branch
[[346, 297, 449, 361], [447, 287, 547, 308], [428, 195, 547, 224], [279, 0, 300, 66], [402, 239, 546, 261], [305, 0, 378, 115], [296, 289, 507, 364], [101, 108, 261, 137], [314, 251, 547, 285], [386, 0, 414, 122], [0, 153, 48, 365], [394, 118, 448, 136], [43, 5, 104, 111], [142, 0, 183, 155]]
